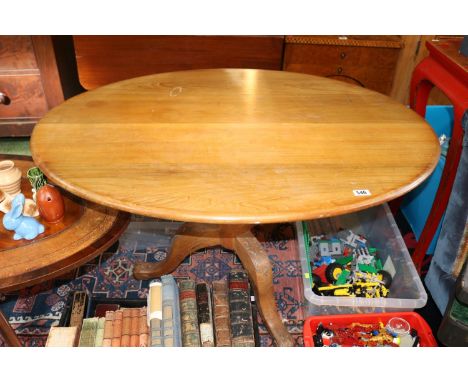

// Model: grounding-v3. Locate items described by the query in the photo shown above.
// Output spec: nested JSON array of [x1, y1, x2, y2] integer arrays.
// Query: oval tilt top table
[[31, 69, 440, 346]]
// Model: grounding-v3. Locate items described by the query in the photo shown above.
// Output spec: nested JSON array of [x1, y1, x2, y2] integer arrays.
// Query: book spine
[[148, 280, 163, 347], [212, 280, 232, 347], [69, 291, 88, 330], [130, 308, 140, 347], [121, 309, 131, 347], [161, 275, 182, 347], [102, 311, 114, 347], [196, 283, 215, 347], [78, 317, 98, 347], [94, 317, 106, 347], [250, 293, 261, 347], [111, 310, 123, 347], [46, 327, 79, 347], [179, 279, 201, 347], [150, 318, 163, 347], [172, 277, 182, 347], [228, 270, 256, 347], [139, 306, 149, 347]]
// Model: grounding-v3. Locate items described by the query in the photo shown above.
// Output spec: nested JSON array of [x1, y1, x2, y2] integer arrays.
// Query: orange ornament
[[36, 184, 65, 223]]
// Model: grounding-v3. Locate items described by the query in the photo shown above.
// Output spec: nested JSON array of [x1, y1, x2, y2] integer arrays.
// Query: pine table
[[30, 69, 440, 346]]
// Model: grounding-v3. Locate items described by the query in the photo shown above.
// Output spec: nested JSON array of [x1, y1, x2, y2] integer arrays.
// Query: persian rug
[[0, 220, 305, 347]]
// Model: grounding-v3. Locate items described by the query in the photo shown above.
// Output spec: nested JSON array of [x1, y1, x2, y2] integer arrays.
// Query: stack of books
[[150, 270, 258, 347], [76, 307, 149, 347], [46, 270, 260, 347]]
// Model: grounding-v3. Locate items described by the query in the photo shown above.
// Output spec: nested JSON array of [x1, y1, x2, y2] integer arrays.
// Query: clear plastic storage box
[[296, 203, 427, 316]]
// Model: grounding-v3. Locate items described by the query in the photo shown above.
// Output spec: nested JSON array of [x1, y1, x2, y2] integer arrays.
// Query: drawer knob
[[0, 92, 11, 105]]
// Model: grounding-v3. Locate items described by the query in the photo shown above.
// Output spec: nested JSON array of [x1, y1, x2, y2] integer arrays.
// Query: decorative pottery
[[0, 160, 22, 196], [0, 192, 38, 217], [36, 184, 65, 223]]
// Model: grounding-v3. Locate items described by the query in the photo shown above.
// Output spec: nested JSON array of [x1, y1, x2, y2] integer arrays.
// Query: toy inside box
[[303, 312, 438, 347], [296, 204, 427, 316], [308, 228, 393, 298]]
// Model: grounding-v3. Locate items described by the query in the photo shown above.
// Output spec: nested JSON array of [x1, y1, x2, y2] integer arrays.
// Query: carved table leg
[[132, 223, 294, 347], [0, 308, 21, 347], [231, 231, 295, 347]]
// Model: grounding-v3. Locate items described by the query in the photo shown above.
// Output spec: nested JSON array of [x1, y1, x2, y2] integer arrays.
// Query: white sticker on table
[[353, 189, 371, 196]]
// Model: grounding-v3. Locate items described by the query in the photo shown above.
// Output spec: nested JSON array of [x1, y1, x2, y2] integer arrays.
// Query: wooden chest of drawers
[[283, 35, 403, 95], [0, 36, 64, 137]]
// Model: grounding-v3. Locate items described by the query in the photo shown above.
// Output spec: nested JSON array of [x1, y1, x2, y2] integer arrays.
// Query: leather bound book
[[46, 326, 79, 347], [148, 280, 163, 347], [94, 317, 106, 347], [196, 282, 215, 347], [69, 291, 88, 330], [250, 293, 261, 347], [102, 310, 114, 347], [178, 279, 201, 347], [161, 275, 182, 347], [212, 280, 232, 347], [111, 310, 123, 347], [78, 317, 99, 347], [139, 306, 149, 347], [228, 270, 256, 347], [130, 308, 140, 347], [121, 308, 131, 347]]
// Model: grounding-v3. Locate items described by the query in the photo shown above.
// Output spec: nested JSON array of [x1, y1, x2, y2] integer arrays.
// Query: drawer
[[0, 36, 38, 70], [283, 37, 402, 95], [0, 74, 48, 119]]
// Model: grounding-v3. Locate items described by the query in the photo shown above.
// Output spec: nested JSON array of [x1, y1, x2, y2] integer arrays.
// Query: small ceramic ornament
[[3, 194, 45, 240], [0, 160, 22, 195], [0, 191, 39, 217], [27, 167, 64, 223]]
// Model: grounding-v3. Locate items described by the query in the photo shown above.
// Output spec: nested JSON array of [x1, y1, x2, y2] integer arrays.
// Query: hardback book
[[69, 291, 88, 329], [130, 308, 140, 347], [102, 310, 114, 347], [228, 270, 256, 347], [78, 317, 99, 347], [148, 280, 163, 347], [161, 275, 182, 347], [111, 310, 123, 347], [94, 317, 106, 347], [46, 326, 79, 347], [121, 308, 132, 347], [196, 282, 215, 347], [250, 292, 261, 347], [212, 280, 232, 347], [138, 306, 149, 347], [179, 279, 201, 347], [120, 309, 132, 347]]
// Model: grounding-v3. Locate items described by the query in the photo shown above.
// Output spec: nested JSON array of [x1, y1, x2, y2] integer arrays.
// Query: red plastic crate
[[304, 312, 437, 347]]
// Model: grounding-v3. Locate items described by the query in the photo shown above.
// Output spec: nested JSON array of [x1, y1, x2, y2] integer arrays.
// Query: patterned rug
[[0, 220, 305, 347]]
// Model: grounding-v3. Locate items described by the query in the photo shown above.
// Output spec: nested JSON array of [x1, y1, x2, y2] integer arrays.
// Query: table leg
[[133, 223, 295, 347], [0, 308, 21, 347]]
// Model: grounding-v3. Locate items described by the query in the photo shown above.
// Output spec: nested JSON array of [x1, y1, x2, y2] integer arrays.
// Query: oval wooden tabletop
[[0, 155, 130, 292], [31, 69, 440, 224]]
